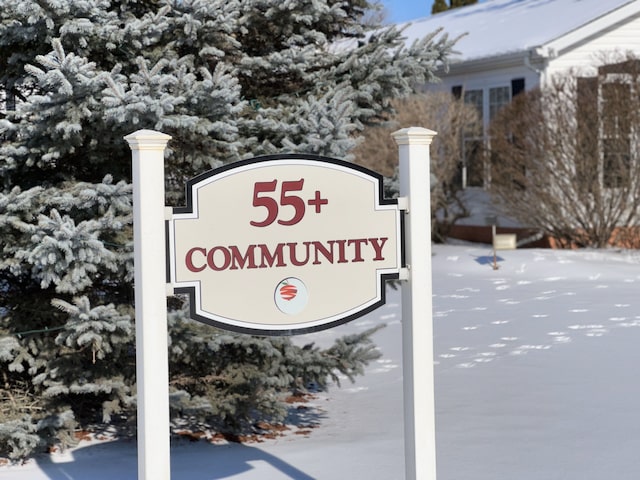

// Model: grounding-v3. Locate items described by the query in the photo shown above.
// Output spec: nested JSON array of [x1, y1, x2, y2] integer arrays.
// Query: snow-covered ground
[[3, 243, 640, 479]]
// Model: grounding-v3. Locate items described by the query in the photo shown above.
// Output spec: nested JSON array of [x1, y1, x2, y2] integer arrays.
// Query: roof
[[400, 0, 640, 63]]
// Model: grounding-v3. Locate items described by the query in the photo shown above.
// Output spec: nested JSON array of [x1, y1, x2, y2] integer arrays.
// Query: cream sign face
[[166, 154, 403, 335]]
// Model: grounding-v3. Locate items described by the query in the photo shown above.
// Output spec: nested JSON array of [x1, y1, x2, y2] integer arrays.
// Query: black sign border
[[166, 153, 405, 336]]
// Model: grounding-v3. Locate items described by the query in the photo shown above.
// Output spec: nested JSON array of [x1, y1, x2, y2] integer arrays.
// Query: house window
[[577, 61, 640, 190], [462, 89, 484, 187], [463, 139, 485, 187], [463, 89, 483, 124], [452, 79, 525, 189], [600, 80, 631, 188], [489, 86, 511, 121]]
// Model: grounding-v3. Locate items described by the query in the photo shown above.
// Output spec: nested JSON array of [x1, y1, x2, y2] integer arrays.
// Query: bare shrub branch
[[489, 62, 640, 248], [352, 92, 480, 241]]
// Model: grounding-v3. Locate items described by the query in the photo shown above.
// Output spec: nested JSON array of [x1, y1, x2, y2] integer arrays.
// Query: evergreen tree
[[450, 0, 478, 7], [0, 0, 455, 459], [433, 0, 478, 14], [432, 0, 450, 14]]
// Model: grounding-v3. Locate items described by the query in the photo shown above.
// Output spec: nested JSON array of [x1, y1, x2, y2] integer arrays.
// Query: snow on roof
[[400, 0, 639, 62]]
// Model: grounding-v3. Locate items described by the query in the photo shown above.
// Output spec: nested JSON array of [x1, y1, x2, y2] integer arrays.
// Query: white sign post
[[125, 129, 172, 480], [126, 127, 437, 480], [393, 127, 438, 480]]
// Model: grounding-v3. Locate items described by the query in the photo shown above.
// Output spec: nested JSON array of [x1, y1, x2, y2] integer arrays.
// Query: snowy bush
[[0, 0, 454, 459]]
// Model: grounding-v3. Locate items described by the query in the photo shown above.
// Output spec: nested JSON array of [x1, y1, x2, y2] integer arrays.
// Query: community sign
[[166, 154, 404, 335]]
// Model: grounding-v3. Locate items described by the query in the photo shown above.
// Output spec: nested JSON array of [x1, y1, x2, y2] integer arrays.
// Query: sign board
[[166, 154, 404, 335], [493, 233, 517, 250]]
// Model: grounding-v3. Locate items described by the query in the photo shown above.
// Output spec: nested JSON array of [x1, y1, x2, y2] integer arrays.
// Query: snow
[[3, 243, 640, 479], [399, 0, 637, 62]]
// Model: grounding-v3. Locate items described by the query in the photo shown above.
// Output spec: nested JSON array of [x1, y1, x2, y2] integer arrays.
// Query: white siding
[[438, 67, 540, 93], [425, 66, 541, 136], [546, 15, 640, 79]]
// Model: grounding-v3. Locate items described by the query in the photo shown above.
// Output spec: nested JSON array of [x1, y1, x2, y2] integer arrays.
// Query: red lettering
[[182, 236, 391, 273], [312, 241, 334, 265], [185, 247, 207, 272], [207, 246, 231, 271], [334, 239, 348, 263], [369, 237, 388, 261], [347, 238, 368, 262], [229, 245, 258, 270], [259, 243, 286, 268], [288, 242, 311, 266]]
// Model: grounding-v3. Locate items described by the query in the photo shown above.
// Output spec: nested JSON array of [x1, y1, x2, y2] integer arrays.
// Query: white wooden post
[[125, 129, 172, 480], [392, 127, 438, 480]]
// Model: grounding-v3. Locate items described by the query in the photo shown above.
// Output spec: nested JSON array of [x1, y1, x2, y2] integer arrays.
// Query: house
[[400, 0, 640, 190], [395, 0, 640, 247]]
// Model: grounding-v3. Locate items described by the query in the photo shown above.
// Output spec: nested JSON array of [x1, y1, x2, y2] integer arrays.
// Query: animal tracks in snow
[[371, 358, 399, 374], [431, 250, 640, 370], [510, 345, 552, 355], [438, 315, 640, 369], [497, 298, 520, 305], [548, 332, 572, 344]]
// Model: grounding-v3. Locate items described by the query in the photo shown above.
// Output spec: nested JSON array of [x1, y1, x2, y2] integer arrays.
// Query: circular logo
[[274, 278, 308, 315]]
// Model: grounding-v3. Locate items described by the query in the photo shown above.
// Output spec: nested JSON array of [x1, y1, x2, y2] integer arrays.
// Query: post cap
[[124, 129, 172, 150], [391, 127, 437, 146]]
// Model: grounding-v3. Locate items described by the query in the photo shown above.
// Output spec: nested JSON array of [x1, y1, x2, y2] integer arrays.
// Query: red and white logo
[[275, 278, 308, 315]]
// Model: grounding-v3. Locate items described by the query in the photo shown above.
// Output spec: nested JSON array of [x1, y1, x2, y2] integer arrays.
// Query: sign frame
[[128, 127, 438, 480], [165, 153, 405, 336]]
